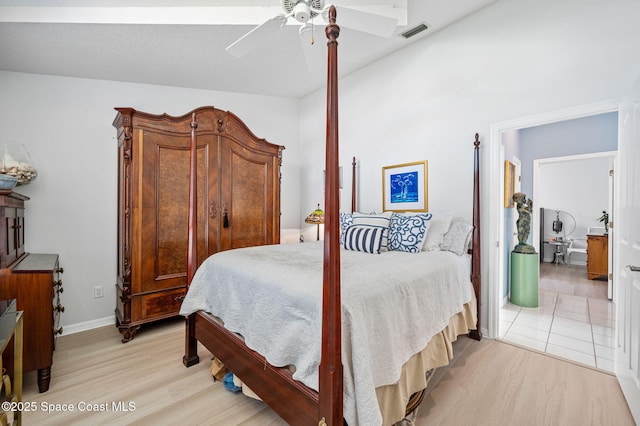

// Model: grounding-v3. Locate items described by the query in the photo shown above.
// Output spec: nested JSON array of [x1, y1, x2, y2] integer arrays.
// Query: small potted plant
[[597, 211, 609, 234]]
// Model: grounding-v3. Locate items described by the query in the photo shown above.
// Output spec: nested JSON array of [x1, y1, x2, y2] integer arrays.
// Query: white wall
[[299, 0, 640, 332], [0, 71, 301, 331]]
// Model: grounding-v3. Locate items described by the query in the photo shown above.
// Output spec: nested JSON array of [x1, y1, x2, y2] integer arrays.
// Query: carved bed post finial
[[325, 5, 339, 43]]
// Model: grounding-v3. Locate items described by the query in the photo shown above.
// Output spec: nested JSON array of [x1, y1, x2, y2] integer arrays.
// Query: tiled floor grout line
[[499, 265, 614, 372], [545, 291, 558, 352], [587, 299, 595, 367]]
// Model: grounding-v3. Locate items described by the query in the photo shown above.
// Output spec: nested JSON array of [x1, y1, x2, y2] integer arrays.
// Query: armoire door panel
[[139, 131, 214, 293], [228, 157, 268, 249], [220, 138, 276, 251]]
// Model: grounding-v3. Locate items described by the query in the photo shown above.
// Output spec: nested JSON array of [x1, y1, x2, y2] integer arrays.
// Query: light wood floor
[[22, 319, 633, 425]]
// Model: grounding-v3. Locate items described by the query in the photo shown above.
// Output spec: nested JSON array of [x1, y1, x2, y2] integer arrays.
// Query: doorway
[[502, 136, 616, 370], [486, 101, 619, 355]]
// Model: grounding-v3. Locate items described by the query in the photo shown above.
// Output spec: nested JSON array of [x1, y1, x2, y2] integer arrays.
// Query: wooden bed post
[[351, 156, 356, 214], [183, 113, 200, 367], [469, 133, 482, 341], [318, 5, 343, 425]]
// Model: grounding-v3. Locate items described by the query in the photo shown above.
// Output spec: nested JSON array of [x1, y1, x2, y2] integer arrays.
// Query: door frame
[[486, 99, 620, 338]]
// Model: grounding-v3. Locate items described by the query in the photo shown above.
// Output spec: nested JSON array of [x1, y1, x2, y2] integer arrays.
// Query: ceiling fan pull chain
[[311, 18, 315, 44]]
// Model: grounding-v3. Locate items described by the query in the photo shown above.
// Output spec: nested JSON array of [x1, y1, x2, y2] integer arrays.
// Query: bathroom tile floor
[[499, 262, 615, 373]]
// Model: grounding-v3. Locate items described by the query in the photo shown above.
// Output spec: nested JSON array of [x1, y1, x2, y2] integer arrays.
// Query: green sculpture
[[513, 192, 536, 254]]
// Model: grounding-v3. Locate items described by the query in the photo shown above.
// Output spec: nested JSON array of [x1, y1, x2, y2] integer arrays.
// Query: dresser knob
[[56, 267, 64, 273], [54, 327, 63, 335], [174, 295, 186, 302], [56, 287, 64, 294], [55, 304, 65, 313]]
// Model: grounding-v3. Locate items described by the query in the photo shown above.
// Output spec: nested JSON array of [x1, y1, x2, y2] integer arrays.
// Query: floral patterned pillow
[[339, 212, 353, 245], [387, 213, 432, 253]]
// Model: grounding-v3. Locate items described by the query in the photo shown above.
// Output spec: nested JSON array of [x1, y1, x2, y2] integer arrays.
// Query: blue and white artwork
[[383, 161, 428, 212], [390, 171, 419, 203]]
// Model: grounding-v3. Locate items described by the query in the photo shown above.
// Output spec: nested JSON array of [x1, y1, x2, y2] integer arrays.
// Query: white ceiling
[[0, 0, 496, 98]]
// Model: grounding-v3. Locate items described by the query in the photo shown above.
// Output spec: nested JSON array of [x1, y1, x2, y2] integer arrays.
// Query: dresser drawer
[[140, 288, 186, 320]]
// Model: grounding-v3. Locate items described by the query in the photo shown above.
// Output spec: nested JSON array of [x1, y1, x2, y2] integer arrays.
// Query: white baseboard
[[61, 315, 115, 336], [502, 295, 509, 308]]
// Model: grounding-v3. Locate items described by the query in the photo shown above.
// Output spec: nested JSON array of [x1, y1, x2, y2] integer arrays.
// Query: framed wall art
[[382, 160, 428, 212], [504, 160, 516, 208]]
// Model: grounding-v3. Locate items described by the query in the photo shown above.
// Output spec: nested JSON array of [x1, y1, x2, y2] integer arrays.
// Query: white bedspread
[[179, 241, 473, 426]]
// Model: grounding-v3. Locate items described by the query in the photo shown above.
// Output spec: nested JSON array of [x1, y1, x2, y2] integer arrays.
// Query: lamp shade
[[305, 204, 325, 225]]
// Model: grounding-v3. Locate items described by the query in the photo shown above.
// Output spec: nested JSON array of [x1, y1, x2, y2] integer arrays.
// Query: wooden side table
[[0, 309, 23, 426], [587, 234, 608, 280]]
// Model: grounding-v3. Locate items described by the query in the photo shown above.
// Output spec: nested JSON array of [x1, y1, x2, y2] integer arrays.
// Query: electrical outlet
[[94, 285, 104, 298]]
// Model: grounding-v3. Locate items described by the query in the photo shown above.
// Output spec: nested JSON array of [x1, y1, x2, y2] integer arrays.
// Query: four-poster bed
[[181, 7, 481, 425]]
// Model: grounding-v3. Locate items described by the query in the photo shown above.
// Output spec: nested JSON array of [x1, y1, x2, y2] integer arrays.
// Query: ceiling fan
[[226, 0, 398, 69]]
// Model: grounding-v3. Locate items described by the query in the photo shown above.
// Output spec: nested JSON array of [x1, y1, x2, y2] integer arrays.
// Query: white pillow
[[441, 221, 474, 255], [388, 213, 432, 253], [422, 214, 453, 251], [352, 211, 392, 251]]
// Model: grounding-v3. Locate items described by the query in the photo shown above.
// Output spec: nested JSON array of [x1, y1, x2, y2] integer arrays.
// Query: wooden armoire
[[112, 107, 284, 342]]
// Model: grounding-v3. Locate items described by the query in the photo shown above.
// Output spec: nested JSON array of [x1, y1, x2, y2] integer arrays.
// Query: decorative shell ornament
[[0, 143, 37, 185]]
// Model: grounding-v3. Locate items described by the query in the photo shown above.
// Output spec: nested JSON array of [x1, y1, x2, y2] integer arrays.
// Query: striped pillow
[[352, 211, 392, 251], [344, 225, 384, 254]]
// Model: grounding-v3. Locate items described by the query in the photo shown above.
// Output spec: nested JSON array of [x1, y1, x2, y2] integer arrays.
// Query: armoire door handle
[[222, 203, 229, 228]]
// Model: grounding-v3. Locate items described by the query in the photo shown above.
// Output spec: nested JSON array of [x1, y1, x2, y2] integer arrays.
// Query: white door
[[609, 162, 614, 300], [615, 75, 640, 422]]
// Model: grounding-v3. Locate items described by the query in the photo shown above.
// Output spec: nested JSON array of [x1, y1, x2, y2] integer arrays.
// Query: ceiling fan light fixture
[[401, 22, 429, 39], [282, 0, 325, 23], [293, 2, 311, 22]]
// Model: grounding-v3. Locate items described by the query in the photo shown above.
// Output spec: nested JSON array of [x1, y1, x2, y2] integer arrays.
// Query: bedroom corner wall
[[297, 0, 640, 335], [0, 70, 302, 332]]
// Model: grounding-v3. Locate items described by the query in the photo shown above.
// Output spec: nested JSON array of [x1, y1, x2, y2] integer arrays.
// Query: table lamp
[[304, 204, 325, 241]]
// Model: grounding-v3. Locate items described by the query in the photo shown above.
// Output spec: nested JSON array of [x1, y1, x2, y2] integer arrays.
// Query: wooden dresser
[[113, 107, 284, 342], [0, 191, 63, 393], [587, 234, 608, 280]]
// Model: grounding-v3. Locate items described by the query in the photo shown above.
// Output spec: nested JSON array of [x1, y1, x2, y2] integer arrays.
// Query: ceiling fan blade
[[326, 5, 397, 38], [226, 14, 288, 58], [299, 24, 325, 73]]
